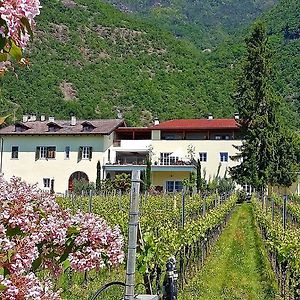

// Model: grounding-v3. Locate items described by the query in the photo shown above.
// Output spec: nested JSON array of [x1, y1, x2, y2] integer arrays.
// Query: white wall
[[151, 140, 242, 180], [1, 135, 110, 193]]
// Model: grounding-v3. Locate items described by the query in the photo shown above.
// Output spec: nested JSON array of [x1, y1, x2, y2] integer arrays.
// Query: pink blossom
[[0, 0, 41, 48], [0, 176, 124, 299]]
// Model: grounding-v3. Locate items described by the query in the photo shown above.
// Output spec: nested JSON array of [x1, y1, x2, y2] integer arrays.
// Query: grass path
[[179, 203, 281, 300]]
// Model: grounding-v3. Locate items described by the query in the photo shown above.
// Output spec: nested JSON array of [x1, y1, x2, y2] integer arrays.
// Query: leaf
[[0, 36, 6, 51], [6, 226, 23, 237], [63, 259, 70, 270], [0, 53, 8, 62], [67, 226, 80, 235], [9, 40, 22, 61], [0, 284, 7, 291], [20, 17, 33, 39], [32, 256, 42, 271]]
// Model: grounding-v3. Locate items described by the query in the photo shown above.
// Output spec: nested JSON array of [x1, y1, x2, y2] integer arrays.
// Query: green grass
[[179, 203, 281, 300]]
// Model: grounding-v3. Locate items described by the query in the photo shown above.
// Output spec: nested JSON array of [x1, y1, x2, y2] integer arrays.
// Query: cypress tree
[[196, 159, 201, 193], [96, 161, 101, 193], [230, 22, 299, 193], [145, 157, 152, 191]]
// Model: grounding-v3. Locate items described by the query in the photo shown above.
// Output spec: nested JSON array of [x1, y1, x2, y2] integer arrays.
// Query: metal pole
[[0, 137, 4, 175], [124, 170, 141, 300]]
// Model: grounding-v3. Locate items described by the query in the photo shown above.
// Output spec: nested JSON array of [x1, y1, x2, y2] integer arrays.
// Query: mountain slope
[[1, 0, 240, 125], [105, 0, 278, 48], [1, 0, 299, 127]]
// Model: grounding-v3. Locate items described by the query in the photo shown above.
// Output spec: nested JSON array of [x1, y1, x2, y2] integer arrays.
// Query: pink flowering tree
[[0, 0, 41, 73], [0, 177, 124, 299]]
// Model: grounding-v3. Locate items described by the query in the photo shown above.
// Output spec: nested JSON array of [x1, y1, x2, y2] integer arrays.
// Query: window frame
[[166, 180, 183, 193], [11, 146, 19, 159], [36, 146, 56, 160], [78, 146, 93, 162], [199, 152, 207, 162], [220, 152, 229, 162], [65, 146, 70, 159], [43, 178, 50, 188], [160, 152, 178, 165]]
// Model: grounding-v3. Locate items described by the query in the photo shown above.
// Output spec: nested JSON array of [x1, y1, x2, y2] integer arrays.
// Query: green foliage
[[96, 160, 101, 193], [114, 173, 131, 193], [230, 22, 299, 189], [182, 171, 196, 195], [145, 157, 151, 191], [178, 203, 279, 299], [73, 179, 95, 195], [196, 159, 205, 193], [0, 0, 299, 127], [106, 0, 276, 48]]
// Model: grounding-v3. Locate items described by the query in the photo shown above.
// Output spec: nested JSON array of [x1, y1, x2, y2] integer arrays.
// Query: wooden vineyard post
[[88, 189, 93, 213], [124, 170, 141, 300], [272, 197, 275, 222], [283, 194, 287, 231], [180, 189, 185, 287]]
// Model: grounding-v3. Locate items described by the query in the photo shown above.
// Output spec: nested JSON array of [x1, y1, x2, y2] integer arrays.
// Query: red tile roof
[[150, 119, 239, 130]]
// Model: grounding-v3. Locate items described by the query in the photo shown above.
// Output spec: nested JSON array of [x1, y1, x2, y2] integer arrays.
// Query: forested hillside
[[0, 0, 299, 126], [105, 0, 278, 48]]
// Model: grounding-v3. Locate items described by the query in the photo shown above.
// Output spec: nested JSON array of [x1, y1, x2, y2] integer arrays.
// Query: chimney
[[234, 113, 240, 120], [70, 116, 76, 126], [22, 115, 28, 123], [208, 114, 213, 120], [49, 116, 55, 122], [29, 115, 37, 122], [117, 111, 123, 119], [40, 115, 46, 122], [154, 117, 159, 125]]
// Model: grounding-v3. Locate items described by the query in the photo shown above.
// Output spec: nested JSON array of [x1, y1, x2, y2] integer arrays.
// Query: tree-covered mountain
[[0, 0, 299, 127], [105, 0, 278, 48]]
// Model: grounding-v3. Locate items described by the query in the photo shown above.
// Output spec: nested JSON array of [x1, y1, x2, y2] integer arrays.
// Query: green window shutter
[[89, 147, 93, 161], [78, 147, 83, 162], [35, 147, 40, 161]]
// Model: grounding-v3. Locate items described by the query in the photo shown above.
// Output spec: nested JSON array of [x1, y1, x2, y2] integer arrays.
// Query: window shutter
[[78, 147, 83, 162], [35, 147, 40, 161], [89, 147, 93, 161]]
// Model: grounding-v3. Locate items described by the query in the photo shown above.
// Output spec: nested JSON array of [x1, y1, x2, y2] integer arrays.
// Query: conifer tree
[[145, 157, 152, 191], [230, 22, 299, 193], [96, 161, 101, 193]]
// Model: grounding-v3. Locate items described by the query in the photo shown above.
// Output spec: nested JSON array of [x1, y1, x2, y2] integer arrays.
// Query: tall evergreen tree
[[145, 157, 152, 191], [230, 22, 299, 192], [196, 159, 202, 193], [96, 161, 101, 193]]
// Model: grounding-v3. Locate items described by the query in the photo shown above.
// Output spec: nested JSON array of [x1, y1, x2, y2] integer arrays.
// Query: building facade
[[0, 115, 259, 194], [0, 117, 124, 194]]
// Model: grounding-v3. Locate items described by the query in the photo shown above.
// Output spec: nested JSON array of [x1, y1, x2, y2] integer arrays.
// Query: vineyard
[[2, 175, 300, 299], [56, 190, 237, 299]]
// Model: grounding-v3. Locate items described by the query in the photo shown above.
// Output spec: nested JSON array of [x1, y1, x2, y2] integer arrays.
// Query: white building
[[0, 116, 124, 194], [0, 115, 246, 193]]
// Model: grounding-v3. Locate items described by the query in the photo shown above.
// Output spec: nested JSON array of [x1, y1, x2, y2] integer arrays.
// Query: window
[[36, 146, 56, 160], [47, 122, 62, 132], [43, 178, 50, 188], [11, 146, 19, 159], [166, 181, 183, 193], [160, 152, 178, 165], [78, 146, 93, 161], [220, 152, 229, 162], [199, 152, 207, 162], [65, 146, 70, 159], [81, 122, 95, 132]]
